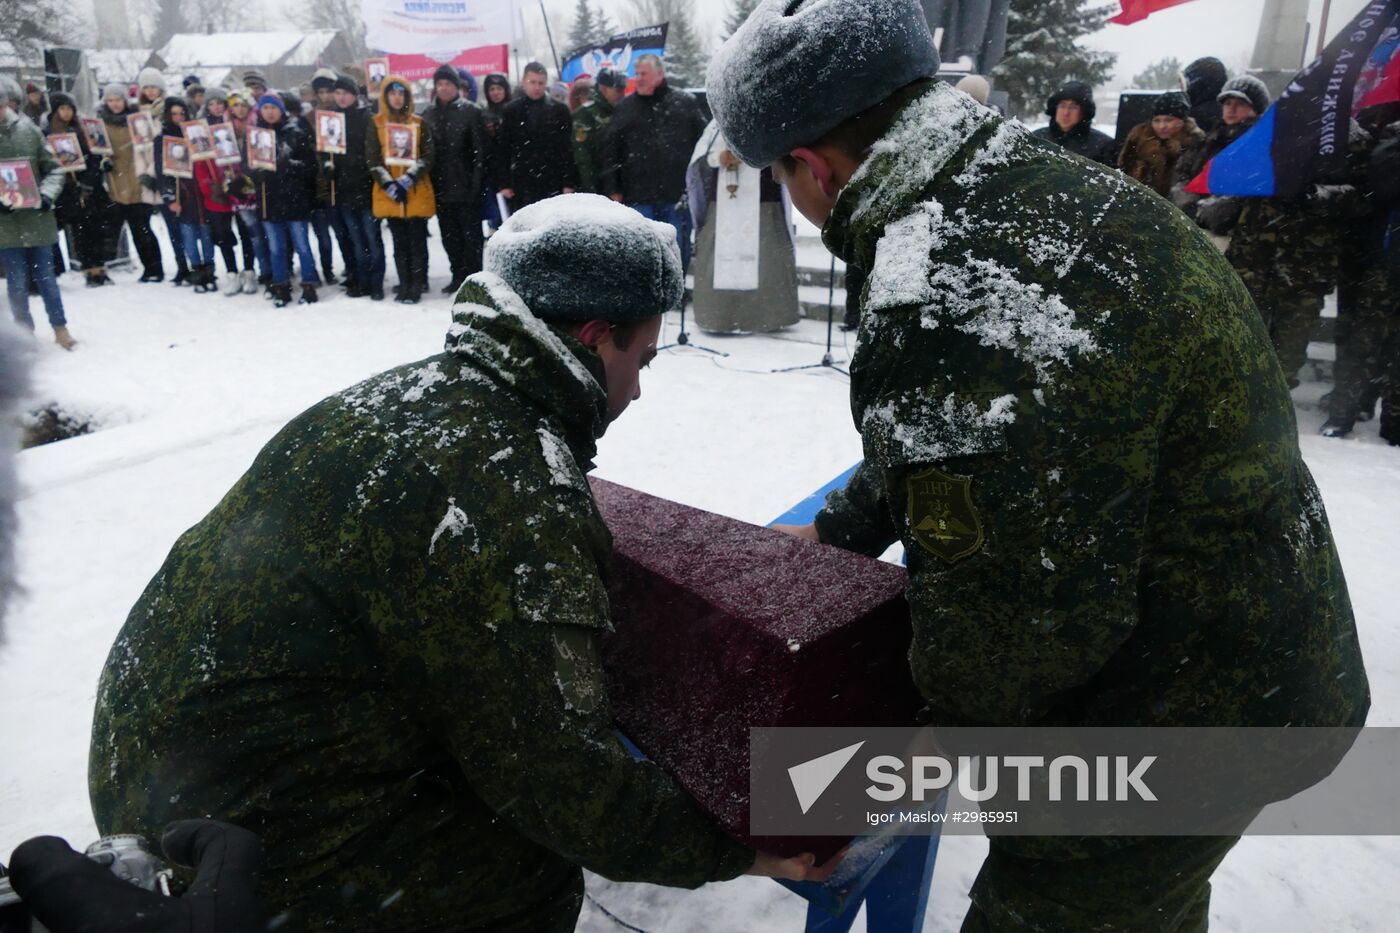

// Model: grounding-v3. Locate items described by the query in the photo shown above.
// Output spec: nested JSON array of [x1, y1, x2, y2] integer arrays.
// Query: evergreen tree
[[1130, 56, 1184, 91], [992, 0, 1117, 118], [722, 0, 762, 41], [626, 0, 708, 87], [663, 11, 708, 87], [568, 0, 598, 52], [594, 3, 616, 41]]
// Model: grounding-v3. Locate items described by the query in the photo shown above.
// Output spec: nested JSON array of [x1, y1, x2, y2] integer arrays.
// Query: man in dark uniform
[[573, 67, 628, 193]]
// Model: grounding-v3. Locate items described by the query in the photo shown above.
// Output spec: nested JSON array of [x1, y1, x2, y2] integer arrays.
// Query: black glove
[[138, 174, 158, 192], [38, 196, 53, 213], [1195, 196, 1242, 235], [0, 201, 12, 214], [321, 157, 335, 176], [7, 820, 268, 933], [100, 158, 114, 174]]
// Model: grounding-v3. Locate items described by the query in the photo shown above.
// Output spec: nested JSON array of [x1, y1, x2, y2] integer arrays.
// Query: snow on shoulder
[[482, 194, 683, 324]]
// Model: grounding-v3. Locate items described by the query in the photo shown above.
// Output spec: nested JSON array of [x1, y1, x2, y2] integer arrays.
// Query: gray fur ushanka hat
[[483, 194, 684, 322], [706, 0, 942, 168]]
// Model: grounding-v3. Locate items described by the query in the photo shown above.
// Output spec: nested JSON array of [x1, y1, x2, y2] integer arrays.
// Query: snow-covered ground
[[1, 236, 1397, 931]]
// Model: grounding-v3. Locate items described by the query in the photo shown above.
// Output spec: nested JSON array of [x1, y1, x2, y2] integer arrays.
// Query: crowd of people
[[1030, 59, 1398, 444], [0, 49, 1396, 443], [0, 53, 723, 336]]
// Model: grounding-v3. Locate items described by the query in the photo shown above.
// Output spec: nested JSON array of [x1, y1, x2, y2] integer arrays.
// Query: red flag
[[1110, 0, 1200, 25]]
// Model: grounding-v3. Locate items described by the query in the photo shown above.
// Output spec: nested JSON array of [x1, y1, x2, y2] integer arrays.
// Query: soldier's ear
[[791, 147, 838, 198], [575, 320, 613, 350]]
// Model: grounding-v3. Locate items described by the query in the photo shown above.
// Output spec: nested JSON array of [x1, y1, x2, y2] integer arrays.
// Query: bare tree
[[0, 0, 85, 62], [293, 0, 369, 60]]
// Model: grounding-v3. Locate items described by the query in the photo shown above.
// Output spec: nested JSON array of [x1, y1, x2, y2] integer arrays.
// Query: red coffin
[[590, 478, 922, 861]]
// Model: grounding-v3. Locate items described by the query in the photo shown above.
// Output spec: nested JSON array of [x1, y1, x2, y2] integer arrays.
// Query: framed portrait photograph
[[162, 136, 194, 179], [46, 133, 85, 173], [127, 111, 156, 146], [384, 122, 417, 168], [80, 117, 113, 155], [211, 122, 242, 166], [181, 119, 216, 161], [365, 58, 390, 95], [315, 110, 346, 154], [0, 159, 43, 210], [247, 126, 277, 172]]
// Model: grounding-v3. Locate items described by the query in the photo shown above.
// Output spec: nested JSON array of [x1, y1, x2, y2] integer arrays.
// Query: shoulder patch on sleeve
[[908, 466, 984, 564]]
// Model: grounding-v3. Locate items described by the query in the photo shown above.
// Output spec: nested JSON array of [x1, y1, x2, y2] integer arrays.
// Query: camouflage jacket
[[572, 88, 616, 194], [89, 273, 752, 931], [816, 83, 1369, 733]]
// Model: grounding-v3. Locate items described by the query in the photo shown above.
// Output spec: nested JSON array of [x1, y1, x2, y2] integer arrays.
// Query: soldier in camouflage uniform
[[87, 195, 831, 931], [572, 68, 628, 194], [710, 1, 1369, 929]]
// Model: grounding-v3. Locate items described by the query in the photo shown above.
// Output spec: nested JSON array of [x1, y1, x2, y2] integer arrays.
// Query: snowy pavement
[[2, 253, 1398, 931]]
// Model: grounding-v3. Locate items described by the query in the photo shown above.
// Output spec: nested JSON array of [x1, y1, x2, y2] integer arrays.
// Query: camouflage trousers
[[1332, 266, 1398, 430], [960, 834, 1242, 932], [1256, 286, 1329, 387]]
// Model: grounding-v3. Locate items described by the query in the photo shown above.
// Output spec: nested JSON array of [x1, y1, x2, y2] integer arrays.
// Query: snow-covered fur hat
[[0, 327, 28, 634], [137, 67, 166, 92], [484, 194, 684, 321], [1217, 75, 1271, 115], [707, 0, 941, 167]]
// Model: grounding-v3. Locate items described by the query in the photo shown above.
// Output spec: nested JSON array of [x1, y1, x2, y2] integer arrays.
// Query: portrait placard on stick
[[316, 110, 346, 154], [0, 160, 41, 210], [162, 136, 194, 179], [127, 111, 155, 146], [181, 119, 215, 161], [46, 133, 85, 173], [211, 122, 241, 166], [247, 126, 277, 172], [80, 117, 112, 155], [384, 123, 417, 167]]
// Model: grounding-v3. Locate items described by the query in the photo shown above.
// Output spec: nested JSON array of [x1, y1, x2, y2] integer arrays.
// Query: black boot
[[299, 283, 319, 304], [1319, 417, 1354, 439], [272, 284, 294, 308], [172, 259, 190, 286], [369, 284, 385, 301]]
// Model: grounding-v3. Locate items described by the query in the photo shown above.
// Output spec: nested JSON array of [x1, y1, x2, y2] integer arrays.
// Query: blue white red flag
[[1188, 1, 1400, 197]]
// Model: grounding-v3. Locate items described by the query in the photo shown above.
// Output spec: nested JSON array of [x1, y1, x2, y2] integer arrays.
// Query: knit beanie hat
[[1217, 75, 1271, 115], [311, 68, 338, 92], [102, 82, 127, 102], [1153, 92, 1190, 119], [707, 0, 941, 167], [484, 194, 685, 320], [256, 93, 286, 116], [332, 75, 359, 96], [595, 67, 628, 91], [432, 64, 462, 88], [137, 67, 166, 92]]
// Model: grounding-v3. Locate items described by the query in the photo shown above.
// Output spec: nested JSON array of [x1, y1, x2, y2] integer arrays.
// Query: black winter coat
[[425, 96, 488, 205], [1031, 120, 1118, 167], [602, 82, 707, 204], [494, 95, 577, 206], [253, 117, 317, 223], [330, 103, 375, 212]]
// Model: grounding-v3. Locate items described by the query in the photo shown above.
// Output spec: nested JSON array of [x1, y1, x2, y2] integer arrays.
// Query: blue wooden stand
[[770, 465, 938, 932]]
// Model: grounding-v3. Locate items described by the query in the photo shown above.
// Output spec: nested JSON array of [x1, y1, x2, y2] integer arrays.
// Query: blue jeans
[[338, 207, 385, 290], [2, 245, 66, 330], [236, 212, 272, 280], [630, 202, 691, 273], [178, 223, 214, 267], [264, 220, 321, 287], [161, 205, 187, 267]]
